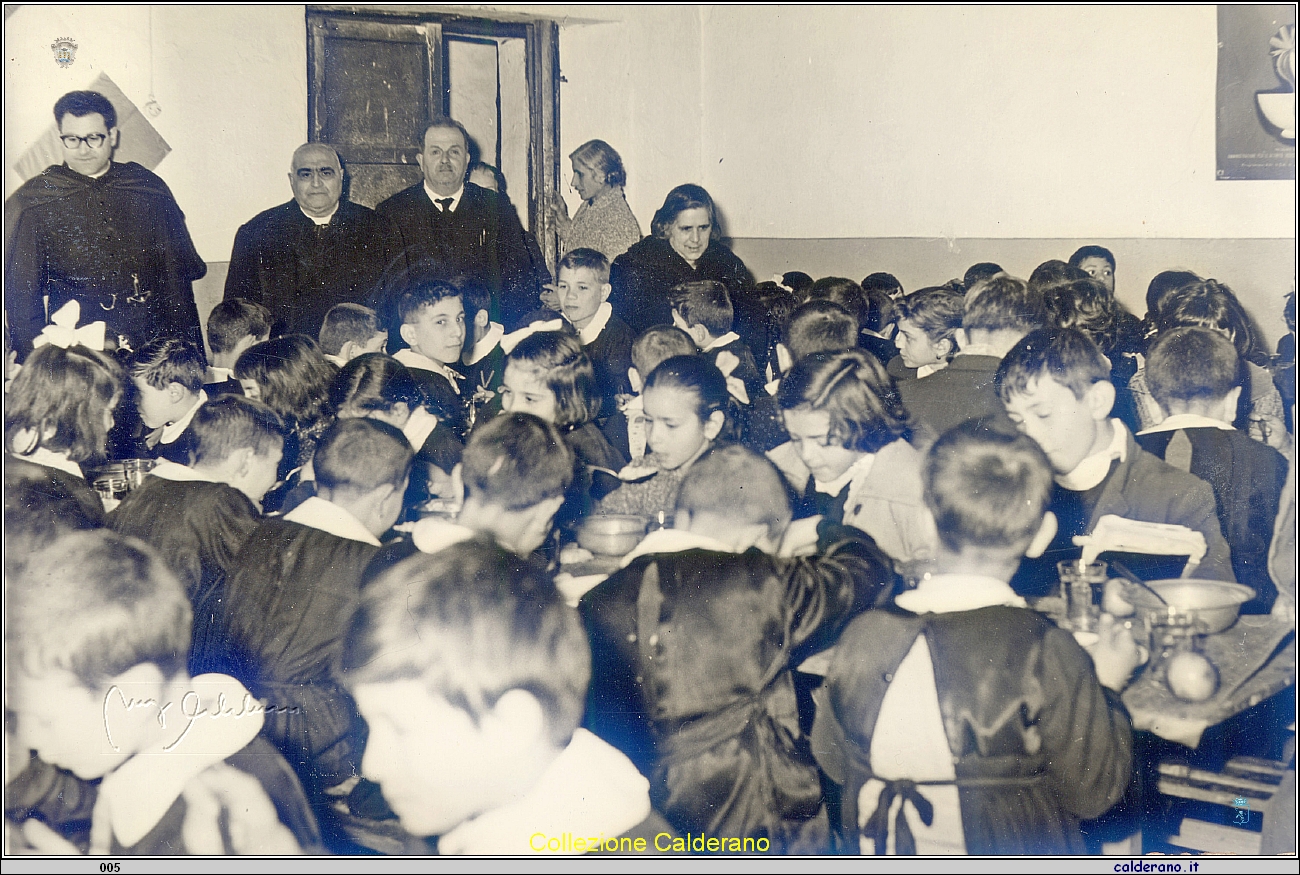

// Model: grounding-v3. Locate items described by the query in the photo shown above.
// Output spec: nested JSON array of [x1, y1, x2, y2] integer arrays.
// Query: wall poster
[[1217, 4, 1296, 180]]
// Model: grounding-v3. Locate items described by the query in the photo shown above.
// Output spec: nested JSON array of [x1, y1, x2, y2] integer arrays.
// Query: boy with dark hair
[[127, 337, 209, 464], [205, 298, 273, 395], [317, 302, 386, 367], [783, 299, 859, 369], [394, 281, 470, 439], [899, 274, 1046, 438], [342, 539, 668, 853], [1137, 327, 1287, 612], [812, 422, 1135, 854], [581, 445, 893, 853], [109, 395, 285, 671], [198, 418, 413, 847], [996, 327, 1233, 595], [5, 528, 321, 854]]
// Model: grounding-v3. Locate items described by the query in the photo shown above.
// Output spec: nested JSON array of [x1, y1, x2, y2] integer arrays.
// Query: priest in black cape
[[4, 90, 205, 357], [223, 143, 399, 338], [374, 118, 549, 333]]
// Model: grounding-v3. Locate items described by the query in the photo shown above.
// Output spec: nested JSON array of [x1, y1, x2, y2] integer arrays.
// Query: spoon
[[1110, 559, 1169, 606]]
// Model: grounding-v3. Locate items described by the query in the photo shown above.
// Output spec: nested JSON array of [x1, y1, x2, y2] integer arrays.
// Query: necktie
[[436, 198, 454, 213]]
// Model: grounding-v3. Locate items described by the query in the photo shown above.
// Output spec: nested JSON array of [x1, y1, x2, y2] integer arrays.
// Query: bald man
[[224, 144, 398, 337]]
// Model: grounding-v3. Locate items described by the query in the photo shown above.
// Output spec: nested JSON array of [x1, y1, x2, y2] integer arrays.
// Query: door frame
[[307, 6, 561, 275]]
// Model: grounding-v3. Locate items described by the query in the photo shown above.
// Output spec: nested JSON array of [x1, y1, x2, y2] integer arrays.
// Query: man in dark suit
[[375, 118, 548, 332], [224, 143, 397, 338]]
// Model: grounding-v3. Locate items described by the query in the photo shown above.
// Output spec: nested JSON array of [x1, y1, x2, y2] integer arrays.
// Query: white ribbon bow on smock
[[33, 300, 107, 351], [714, 350, 751, 405], [500, 319, 564, 355]]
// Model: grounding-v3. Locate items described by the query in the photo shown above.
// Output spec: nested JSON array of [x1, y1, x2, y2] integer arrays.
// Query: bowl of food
[[1121, 579, 1256, 634], [576, 514, 648, 557]]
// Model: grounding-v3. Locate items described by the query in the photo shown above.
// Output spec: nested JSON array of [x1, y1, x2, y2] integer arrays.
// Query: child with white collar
[[555, 248, 634, 417], [582, 445, 893, 853], [812, 422, 1137, 855], [601, 324, 696, 462], [127, 337, 209, 465], [195, 419, 413, 850], [6, 529, 320, 855], [393, 281, 470, 440], [318, 302, 386, 368], [204, 298, 271, 395]]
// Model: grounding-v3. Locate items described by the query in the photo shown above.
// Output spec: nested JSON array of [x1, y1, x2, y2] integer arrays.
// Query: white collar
[[401, 405, 439, 450], [323, 353, 347, 368], [916, 362, 946, 379], [283, 496, 380, 545], [300, 203, 339, 225], [500, 319, 565, 355], [393, 349, 463, 392], [410, 517, 479, 555], [701, 331, 741, 354], [160, 390, 207, 445], [205, 366, 234, 384], [464, 321, 505, 366], [423, 182, 464, 212], [1138, 413, 1235, 435], [14, 446, 84, 479], [90, 673, 263, 852], [436, 729, 650, 855], [1056, 418, 1127, 492], [814, 452, 874, 496], [894, 573, 1027, 615], [571, 302, 613, 346], [148, 459, 221, 484], [619, 527, 740, 568]]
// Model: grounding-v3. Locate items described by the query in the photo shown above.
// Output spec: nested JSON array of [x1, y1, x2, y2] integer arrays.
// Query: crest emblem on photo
[[51, 38, 78, 69]]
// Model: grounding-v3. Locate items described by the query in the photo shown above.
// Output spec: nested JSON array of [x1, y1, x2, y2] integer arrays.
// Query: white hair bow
[[500, 319, 564, 355], [33, 300, 107, 351], [714, 350, 751, 405]]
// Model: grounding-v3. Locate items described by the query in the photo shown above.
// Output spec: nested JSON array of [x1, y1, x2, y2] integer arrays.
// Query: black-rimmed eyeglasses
[[60, 133, 108, 149]]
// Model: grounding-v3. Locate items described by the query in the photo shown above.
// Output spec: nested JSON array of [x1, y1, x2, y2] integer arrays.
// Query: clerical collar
[[424, 182, 464, 212], [1056, 418, 1127, 492], [301, 204, 338, 225], [571, 302, 613, 345], [70, 162, 111, 180]]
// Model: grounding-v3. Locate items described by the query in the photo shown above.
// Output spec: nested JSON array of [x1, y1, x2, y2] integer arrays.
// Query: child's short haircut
[[1044, 278, 1121, 353], [777, 349, 912, 453], [631, 325, 696, 377], [1068, 245, 1116, 272], [342, 539, 590, 747], [962, 262, 1004, 293], [996, 327, 1110, 403], [894, 287, 964, 352], [5, 344, 124, 463], [318, 303, 381, 356], [207, 299, 272, 355], [330, 353, 428, 417], [963, 275, 1047, 335], [313, 418, 413, 495], [8, 529, 191, 687], [676, 444, 791, 541], [506, 331, 600, 428], [190, 394, 286, 466], [782, 271, 815, 297], [784, 300, 858, 362], [449, 275, 491, 324], [1146, 327, 1242, 408], [861, 272, 903, 300], [1144, 270, 1202, 320], [128, 337, 206, 393], [1028, 260, 1089, 296], [808, 277, 868, 326], [462, 413, 574, 510], [397, 281, 463, 326], [924, 421, 1053, 553], [557, 247, 611, 284], [668, 280, 733, 338]]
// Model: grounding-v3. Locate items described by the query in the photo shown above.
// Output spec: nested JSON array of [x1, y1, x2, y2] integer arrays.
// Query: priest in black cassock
[[4, 90, 206, 357], [223, 143, 398, 338], [375, 118, 549, 332]]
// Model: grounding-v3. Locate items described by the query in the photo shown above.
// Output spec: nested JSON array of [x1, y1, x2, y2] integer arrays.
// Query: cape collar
[[149, 459, 221, 484], [894, 573, 1027, 614], [571, 302, 613, 346], [619, 527, 740, 568], [1137, 412, 1235, 435], [283, 496, 380, 545], [1056, 418, 1127, 492]]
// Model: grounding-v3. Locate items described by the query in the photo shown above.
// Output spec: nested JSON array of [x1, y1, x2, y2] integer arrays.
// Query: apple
[[1166, 651, 1219, 702]]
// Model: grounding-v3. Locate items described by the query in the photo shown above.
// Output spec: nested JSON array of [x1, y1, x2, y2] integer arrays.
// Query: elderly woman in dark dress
[[610, 184, 754, 335]]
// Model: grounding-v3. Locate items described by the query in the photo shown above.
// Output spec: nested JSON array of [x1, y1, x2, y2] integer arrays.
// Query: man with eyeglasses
[[223, 143, 398, 338], [4, 90, 206, 357]]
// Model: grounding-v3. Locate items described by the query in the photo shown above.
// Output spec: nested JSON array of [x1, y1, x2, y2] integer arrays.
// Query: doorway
[[306, 8, 560, 272]]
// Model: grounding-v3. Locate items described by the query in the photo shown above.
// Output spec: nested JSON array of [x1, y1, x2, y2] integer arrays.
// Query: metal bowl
[[576, 514, 648, 556], [1122, 579, 1256, 634]]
